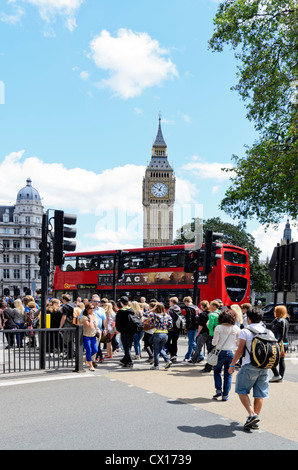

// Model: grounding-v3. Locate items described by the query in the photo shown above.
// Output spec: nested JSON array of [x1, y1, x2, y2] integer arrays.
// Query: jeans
[[16, 323, 25, 347], [185, 329, 197, 360], [133, 331, 144, 356], [191, 332, 209, 362], [213, 350, 234, 398], [152, 333, 171, 366], [83, 335, 98, 362]]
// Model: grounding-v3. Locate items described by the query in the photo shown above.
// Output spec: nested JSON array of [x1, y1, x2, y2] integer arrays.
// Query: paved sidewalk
[[1, 336, 298, 444]]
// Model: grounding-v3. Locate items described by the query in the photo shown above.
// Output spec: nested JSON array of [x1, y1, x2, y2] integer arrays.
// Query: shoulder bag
[[207, 329, 232, 366]]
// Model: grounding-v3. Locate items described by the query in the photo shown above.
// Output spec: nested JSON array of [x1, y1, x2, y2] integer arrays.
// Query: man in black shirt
[[188, 300, 210, 364]]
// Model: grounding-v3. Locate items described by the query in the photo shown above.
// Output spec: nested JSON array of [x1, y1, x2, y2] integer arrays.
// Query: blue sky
[[0, 0, 296, 259]]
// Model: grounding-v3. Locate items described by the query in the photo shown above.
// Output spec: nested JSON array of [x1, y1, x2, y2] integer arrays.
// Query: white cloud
[[0, 150, 145, 214], [89, 28, 178, 99], [0, 5, 24, 24], [252, 221, 298, 260], [181, 157, 235, 181], [179, 112, 191, 123], [80, 70, 90, 80], [4, 0, 84, 30]]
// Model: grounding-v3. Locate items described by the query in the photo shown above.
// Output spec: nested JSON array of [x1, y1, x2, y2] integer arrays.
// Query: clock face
[[151, 182, 168, 198]]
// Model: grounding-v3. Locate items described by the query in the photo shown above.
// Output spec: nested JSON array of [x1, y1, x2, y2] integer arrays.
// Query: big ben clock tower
[[143, 116, 176, 247]]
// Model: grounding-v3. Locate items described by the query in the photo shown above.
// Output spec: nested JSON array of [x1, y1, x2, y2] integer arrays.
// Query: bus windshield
[[224, 251, 247, 265]]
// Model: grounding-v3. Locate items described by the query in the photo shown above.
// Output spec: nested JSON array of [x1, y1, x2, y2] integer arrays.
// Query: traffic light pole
[[193, 253, 200, 306], [39, 212, 49, 369], [112, 251, 118, 301]]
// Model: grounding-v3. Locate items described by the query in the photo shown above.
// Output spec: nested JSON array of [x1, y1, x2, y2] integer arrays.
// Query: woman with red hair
[[269, 305, 289, 382]]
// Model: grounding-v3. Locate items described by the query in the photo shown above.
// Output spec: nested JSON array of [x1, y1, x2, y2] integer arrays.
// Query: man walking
[[228, 307, 274, 429], [115, 296, 135, 368], [166, 296, 182, 361]]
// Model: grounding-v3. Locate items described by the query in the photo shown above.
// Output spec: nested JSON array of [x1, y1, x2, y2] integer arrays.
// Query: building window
[[3, 269, 10, 279], [25, 216, 30, 224], [3, 215, 9, 223], [13, 269, 20, 279], [3, 228, 10, 234], [14, 216, 19, 223], [13, 255, 20, 263], [3, 254, 9, 263], [25, 228, 30, 235], [14, 228, 20, 235], [13, 241, 21, 249], [25, 240, 30, 248], [3, 240, 10, 249]]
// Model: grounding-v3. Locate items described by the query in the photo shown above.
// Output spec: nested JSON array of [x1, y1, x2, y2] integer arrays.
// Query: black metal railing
[[0, 325, 83, 374]]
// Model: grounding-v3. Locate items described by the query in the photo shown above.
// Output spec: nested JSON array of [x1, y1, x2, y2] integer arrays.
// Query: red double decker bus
[[52, 244, 250, 307]]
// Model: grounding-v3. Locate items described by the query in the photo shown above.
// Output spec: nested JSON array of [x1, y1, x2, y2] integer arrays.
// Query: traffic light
[[184, 249, 204, 273], [53, 210, 77, 266], [117, 250, 130, 280], [46, 242, 51, 272], [203, 230, 223, 275], [38, 241, 43, 270]]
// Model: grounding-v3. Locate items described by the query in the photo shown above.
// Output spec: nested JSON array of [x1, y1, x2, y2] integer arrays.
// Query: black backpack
[[246, 326, 280, 369], [127, 313, 144, 334]]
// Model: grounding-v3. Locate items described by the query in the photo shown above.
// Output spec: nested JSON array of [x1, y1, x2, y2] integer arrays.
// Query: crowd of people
[[0, 292, 291, 429]]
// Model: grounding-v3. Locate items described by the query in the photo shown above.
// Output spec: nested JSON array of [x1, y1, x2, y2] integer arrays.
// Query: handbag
[[207, 329, 233, 366], [100, 330, 112, 343], [279, 319, 286, 358]]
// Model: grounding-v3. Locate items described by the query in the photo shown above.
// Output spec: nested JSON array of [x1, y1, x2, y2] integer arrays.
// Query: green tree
[[209, 0, 298, 225], [173, 217, 272, 293]]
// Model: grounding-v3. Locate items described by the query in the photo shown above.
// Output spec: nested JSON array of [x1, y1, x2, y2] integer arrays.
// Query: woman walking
[[148, 303, 173, 370], [269, 305, 289, 382], [211, 309, 240, 401], [80, 303, 100, 371]]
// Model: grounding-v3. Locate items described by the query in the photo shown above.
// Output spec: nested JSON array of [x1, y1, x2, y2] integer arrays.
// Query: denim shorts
[[235, 363, 269, 398]]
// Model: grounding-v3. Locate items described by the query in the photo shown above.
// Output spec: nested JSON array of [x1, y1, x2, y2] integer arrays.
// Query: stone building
[[0, 178, 43, 297]]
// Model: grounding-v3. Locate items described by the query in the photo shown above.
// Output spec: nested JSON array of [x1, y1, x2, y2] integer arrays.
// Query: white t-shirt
[[239, 323, 275, 366], [212, 324, 240, 351]]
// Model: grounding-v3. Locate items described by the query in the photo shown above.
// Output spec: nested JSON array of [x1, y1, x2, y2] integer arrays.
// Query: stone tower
[[142, 117, 176, 247]]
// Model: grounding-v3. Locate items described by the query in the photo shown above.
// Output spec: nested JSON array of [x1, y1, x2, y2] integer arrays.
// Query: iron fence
[[0, 326, 84, 374]]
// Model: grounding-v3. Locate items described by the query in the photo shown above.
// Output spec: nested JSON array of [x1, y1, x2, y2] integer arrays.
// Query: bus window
[[99, 254, 114, 270], [127, 252, 146, 269], [147, 251, 160, 268], [160, 250, 183, 268], [226, 265, 246, 275], [62, 257, 77, 271], [225, 276, 248, 302], [77, 255, 99, 270], [224, 251, 247, 265]]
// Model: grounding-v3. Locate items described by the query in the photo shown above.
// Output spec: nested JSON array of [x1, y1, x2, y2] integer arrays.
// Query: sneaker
[[222, 396, 229, 402], [269, 375, 282, 382], [213, 392, 222, 400], [164, 361, 172, 369], [150, 365, 159, 370], [170, 356, 177, 362], [244, 415, 260, 429], [251, 422, 260, 430], [122, 363, 133, 368]]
